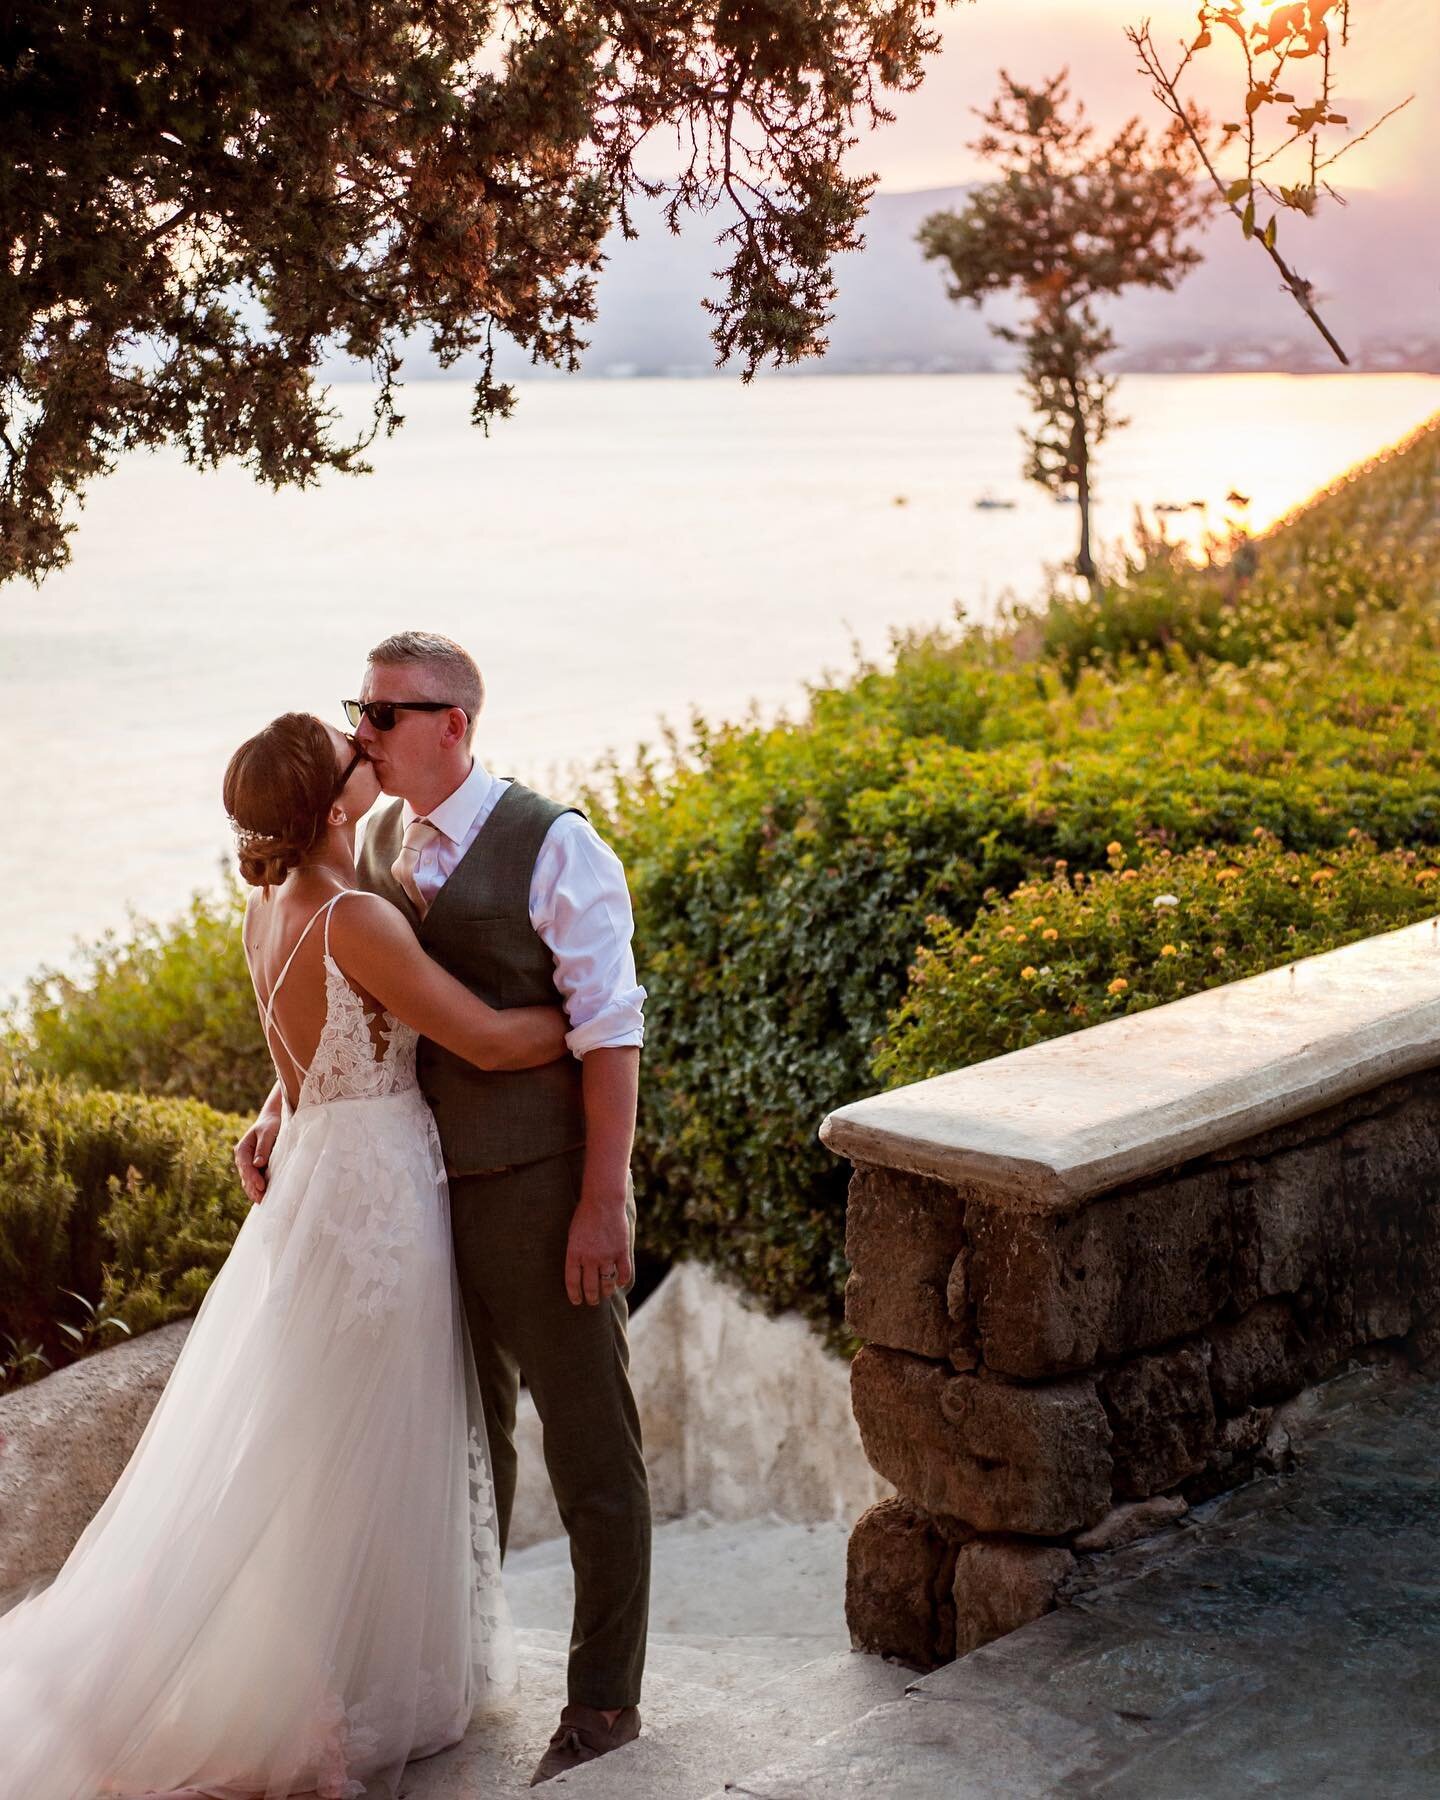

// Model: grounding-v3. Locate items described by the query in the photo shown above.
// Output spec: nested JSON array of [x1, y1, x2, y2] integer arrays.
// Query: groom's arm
[[568, 1046, 640, 1305], [530, 813, 646, 1305]]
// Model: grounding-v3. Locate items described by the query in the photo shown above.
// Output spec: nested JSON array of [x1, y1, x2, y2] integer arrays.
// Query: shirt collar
[[401, 758, 498, 845]]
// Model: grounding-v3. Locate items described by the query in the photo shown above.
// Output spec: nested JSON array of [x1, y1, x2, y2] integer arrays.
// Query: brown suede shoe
[[529, 1702, 642, 1786]]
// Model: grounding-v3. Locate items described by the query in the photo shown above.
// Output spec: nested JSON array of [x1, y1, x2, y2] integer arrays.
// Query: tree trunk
[[1072, 415, 1099, 598]]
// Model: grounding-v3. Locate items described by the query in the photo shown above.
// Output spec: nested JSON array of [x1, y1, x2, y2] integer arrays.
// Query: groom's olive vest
[[357, 782, 587, 1176]]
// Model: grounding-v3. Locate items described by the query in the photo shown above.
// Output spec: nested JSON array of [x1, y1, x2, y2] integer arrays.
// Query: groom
[[237, 630, 650, 1786]]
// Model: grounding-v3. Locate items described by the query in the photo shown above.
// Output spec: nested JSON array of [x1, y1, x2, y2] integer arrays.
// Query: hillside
[[366, 184, 1440, 382], [1261, 411, 1440, 574]]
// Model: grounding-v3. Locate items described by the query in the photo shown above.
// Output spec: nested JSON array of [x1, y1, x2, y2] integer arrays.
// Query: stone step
[[699, 1367, 1440, 1799], [401, 1625, 808, 1798], [545, 1647, 912, 1799], [402, 1514, 877, 1798]]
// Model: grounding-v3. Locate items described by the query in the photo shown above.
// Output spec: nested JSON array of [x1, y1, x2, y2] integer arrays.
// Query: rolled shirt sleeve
[[529, 812, 646, 1058]]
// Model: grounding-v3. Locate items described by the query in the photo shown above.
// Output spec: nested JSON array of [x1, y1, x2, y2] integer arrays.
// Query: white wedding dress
[[0, 890, 516, 1800]]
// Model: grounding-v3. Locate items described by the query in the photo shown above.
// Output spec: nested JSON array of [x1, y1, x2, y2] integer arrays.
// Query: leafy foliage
[[0, 1079, 249, 1387], [1, 0, 941, 583], [8, 881, 268, 1116], [1129, 1, 1408, 364]]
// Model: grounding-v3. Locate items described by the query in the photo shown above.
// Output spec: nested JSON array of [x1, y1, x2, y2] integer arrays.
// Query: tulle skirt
[[0, 1085, 516, 1800]]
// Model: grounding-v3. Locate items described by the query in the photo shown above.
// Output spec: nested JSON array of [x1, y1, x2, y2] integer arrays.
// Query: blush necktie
[[392, 817, 442, 919]]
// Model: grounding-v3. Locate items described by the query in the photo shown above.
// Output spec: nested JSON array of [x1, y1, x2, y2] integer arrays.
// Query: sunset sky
[[858, 0, 1433, 195]]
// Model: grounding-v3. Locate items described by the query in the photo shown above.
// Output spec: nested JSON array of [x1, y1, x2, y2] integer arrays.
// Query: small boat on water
[[974, 491, 1017, 510]]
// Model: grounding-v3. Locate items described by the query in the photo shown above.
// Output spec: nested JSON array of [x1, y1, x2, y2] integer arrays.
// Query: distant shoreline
[[323, 354, 1440, 383]]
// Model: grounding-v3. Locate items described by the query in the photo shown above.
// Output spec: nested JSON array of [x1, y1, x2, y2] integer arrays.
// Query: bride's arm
[[327, 894, 569, 1071]]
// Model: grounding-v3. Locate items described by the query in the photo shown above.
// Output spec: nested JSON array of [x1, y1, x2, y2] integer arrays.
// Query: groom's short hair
[[367, 631, 484, 746]]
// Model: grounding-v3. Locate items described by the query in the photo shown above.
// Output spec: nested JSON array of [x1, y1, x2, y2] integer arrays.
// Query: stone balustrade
[[821, 917, 1440, 1667]]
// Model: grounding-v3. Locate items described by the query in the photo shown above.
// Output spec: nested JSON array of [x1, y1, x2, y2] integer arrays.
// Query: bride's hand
[[235, 1092, 282, 1205]]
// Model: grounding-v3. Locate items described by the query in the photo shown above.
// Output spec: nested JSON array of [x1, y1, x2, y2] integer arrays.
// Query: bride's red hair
[[223, 712, 337, 890]]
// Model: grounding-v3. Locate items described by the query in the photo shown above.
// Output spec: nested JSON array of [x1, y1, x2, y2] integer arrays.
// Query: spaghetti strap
[[257, 892, 349, 1084], [321, 887, 388, 964]]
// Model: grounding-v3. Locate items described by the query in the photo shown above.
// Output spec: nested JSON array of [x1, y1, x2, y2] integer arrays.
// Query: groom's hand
[[235, 1103, 281, 1205], [568, 1047, 640, 1304], [565, 1189, 634, 1307]]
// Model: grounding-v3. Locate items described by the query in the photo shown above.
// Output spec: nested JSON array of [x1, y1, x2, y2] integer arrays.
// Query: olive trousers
[[449, 1147, 650, 1709]]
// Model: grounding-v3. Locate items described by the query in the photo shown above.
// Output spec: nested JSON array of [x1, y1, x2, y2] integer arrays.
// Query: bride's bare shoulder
[[327, 889, 413, 947]]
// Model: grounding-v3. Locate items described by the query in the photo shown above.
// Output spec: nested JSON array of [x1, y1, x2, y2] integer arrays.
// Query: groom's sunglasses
[[343, 699, 466, 732]]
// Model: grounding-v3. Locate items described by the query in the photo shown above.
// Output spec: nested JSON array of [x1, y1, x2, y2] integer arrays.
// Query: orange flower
[[1042, 927, 1058, 941], [1160, 944, 1177, 956], [969, 953, 986, 965], [1120, 869, 1139, 882], [1216, 868, 1240, 882], [1107, 977, 1128, 995], [1021, 965, 1038, 980], [1213, 945, 1226, 959], [1310, 868, 1335, 884], [1106, 840, 1124, 857]]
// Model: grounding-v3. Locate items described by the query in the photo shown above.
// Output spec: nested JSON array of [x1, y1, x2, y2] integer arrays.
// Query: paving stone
[[706, 1685, 1108, 1800], [712, 1365, 1440, 1800]]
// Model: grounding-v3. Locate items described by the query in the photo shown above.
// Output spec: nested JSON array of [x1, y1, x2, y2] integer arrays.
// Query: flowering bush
[[876, 835, 1440, 1086]]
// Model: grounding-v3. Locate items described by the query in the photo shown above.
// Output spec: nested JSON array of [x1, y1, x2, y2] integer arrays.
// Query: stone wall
[[839, 1071, 1440, 1665]]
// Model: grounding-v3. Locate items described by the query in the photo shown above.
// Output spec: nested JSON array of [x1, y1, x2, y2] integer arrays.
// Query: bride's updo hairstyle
[[223, 712, 339, 890]]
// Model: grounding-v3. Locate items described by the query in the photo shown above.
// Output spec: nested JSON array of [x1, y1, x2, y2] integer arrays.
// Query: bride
[[0, 711, 568, 1800]]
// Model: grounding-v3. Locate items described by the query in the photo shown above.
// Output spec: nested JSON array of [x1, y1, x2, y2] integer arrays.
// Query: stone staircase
[[400, 1515, 911, 1799]]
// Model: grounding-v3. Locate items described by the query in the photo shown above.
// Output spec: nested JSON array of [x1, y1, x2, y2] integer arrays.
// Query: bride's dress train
[[0, 891, 516, 1799]]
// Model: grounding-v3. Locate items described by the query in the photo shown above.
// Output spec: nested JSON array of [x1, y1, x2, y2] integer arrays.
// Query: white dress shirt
[[372, 760, 645, 1059]]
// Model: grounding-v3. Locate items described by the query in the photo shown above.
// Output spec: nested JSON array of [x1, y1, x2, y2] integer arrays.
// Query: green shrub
[[8, 881, 269, 1116], [595, 600, 1440, 1329], [877, 836, 1440, 1086], [1034, 532, 1426, 683], [0, 1080, 249, 1384]]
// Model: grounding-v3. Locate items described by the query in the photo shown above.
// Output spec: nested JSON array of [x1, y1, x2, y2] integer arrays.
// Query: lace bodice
[[255, 892, 419, 1112]]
